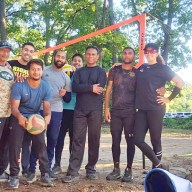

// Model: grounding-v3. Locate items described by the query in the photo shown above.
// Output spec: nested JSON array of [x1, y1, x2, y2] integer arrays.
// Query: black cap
[[0, 40, 12, 51], [144, 43, 159, 51]]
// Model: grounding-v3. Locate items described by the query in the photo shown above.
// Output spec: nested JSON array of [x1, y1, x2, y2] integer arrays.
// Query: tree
[[118, 0, 192, 69], [0, 0, 7, 40]]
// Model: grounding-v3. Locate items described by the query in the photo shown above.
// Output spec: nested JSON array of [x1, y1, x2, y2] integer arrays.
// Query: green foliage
[[2, 0, 192, 69], [163, 117, 192, 129], [166, 84, 192, 112]]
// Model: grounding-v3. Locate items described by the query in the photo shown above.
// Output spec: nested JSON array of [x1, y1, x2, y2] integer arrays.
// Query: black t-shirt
[[135, 63, 176, 110], [108, 65, 136, 111], [8, 60, 29, 78], [72, 65, 107, 111]]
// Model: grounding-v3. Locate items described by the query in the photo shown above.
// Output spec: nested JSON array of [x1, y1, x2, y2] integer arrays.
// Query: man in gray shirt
[[27, 50, 71, 182]]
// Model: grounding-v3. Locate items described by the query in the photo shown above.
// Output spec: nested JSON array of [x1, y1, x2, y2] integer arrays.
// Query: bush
[[163, 117, 192, 129]]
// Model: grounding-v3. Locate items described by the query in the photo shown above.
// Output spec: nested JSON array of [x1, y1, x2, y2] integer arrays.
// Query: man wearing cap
[[0, 42, 35, 182], [0, 40, 14, 139], [0, 41, 14, 181]]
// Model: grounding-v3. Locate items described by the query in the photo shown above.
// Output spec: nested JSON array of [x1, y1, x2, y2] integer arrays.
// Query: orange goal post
[[34, 13, 146, 68]]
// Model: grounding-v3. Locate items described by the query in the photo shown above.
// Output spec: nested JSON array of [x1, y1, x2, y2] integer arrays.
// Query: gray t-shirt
[[43, 66, 71, 112]]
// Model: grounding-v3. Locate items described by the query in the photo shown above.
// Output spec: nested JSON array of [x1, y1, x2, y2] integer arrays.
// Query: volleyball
[[26, 114, 46, 135]]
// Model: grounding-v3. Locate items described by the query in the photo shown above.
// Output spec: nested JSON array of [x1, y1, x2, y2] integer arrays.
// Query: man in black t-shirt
[[104, 47, 136, 182], [0, 42, 35, 181], [63, 45, 107, 183], [9, 42, 35, 79]]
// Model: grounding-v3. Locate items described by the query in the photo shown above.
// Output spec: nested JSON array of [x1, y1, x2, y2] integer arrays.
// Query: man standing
[[52, 53, 84, 175], [9, 42, 35, 80], [0, 42, 35, 181], [8, 59, 53, 189], [27, 50, 71, 182], [0, 41, 14, 181], [104, 47, 136, 182], [63, 45, 107, 183]]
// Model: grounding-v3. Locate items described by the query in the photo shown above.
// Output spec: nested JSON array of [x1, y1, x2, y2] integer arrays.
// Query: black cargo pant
[[0, 117, 10, 175], [9, 115, 49, 177], [67, 110, 102, 176]]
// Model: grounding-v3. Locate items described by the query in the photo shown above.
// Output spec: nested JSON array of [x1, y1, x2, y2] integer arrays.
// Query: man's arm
[[11, 99, 27, 128], [42, 100, 51, 128], [72, 70, 93, 93], [104, 80, 113, 123]]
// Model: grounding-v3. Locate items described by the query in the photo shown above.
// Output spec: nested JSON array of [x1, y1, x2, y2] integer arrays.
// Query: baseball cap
[[0, 40, 12, 51], [143, 43, 159, 51]]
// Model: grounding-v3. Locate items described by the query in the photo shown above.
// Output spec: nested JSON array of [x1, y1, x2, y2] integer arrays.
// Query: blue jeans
[[29, 111, 62, 172]]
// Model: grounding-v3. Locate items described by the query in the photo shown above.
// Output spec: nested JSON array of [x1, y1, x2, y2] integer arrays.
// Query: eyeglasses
[[144, 49, 158, 54]]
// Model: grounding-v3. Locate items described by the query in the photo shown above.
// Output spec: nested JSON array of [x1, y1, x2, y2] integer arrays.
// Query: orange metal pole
[[34, 13, 146, 64]]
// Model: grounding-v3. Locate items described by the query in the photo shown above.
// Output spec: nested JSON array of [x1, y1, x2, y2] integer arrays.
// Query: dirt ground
[[0, 129, 192, 192]]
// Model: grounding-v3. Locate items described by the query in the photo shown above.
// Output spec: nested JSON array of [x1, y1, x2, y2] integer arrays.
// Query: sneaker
[[49, 170, 58, 180], [0, 172, 9, 182], [121, 168, 133, 182], [52, 165, 62, 175], [106, 168, 121, 181], [86, 173, 98, 180], [26, 172, 37, 184], [40, 173, 53, 187], [8, 176, 19, 189], [62, 174, 79, 183]]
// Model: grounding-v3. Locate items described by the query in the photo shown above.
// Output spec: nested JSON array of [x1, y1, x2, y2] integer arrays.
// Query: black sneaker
[[52, 165, 62, 175], [0, 172, 9, 182], [86, 173, 98, 180], [26, 172, 37, 184], [121, 168, 133, 182], [40, 173, 53, 187], [8, 176, 19, 189], [106, 168, 121, 180], [62, 174, 79, 183]]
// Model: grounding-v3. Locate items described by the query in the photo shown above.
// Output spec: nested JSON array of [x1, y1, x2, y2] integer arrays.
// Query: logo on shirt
[[129, 71, 135, 77], [0, 71, 14, 81], [140, 69, 144, 72]]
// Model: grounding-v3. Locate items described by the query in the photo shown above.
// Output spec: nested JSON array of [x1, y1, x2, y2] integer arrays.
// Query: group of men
[[0, 40, 171, 190]]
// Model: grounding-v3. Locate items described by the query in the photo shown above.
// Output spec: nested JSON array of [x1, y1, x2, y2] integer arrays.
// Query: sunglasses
[[144, 49, 158, 54]]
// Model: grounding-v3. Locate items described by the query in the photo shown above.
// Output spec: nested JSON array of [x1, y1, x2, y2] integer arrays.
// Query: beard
[[123, 61, 133, 65], [30, 76, 41, 81], [54, 59, 65, 69]]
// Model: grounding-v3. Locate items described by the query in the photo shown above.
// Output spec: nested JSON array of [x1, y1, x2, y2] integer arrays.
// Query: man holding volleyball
[[8, 59, 53, 189]]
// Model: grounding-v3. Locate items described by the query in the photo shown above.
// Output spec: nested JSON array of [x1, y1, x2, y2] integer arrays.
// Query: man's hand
[[156, 87, 166, 96], [59, 88, 67, 97], [111, 63, 122, 69], [44, 115, 51, 129], [157, 96, 170, 105], [15, 76, 27, 83], [92, 84, 103, 95], [18, 114, 27, 128], [105, 108, 111, 123]]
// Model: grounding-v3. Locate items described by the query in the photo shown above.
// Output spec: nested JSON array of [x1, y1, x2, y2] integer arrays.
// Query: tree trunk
[[101, 0, 107, 29], [108, 0, 118, 63], [0, 0, 7, 40], [162, 0, 173, 64], [44, 16, 50, 65]]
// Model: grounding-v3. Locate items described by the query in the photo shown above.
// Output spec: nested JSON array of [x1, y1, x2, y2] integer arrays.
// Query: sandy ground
[[0, 129, 192, 191]]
